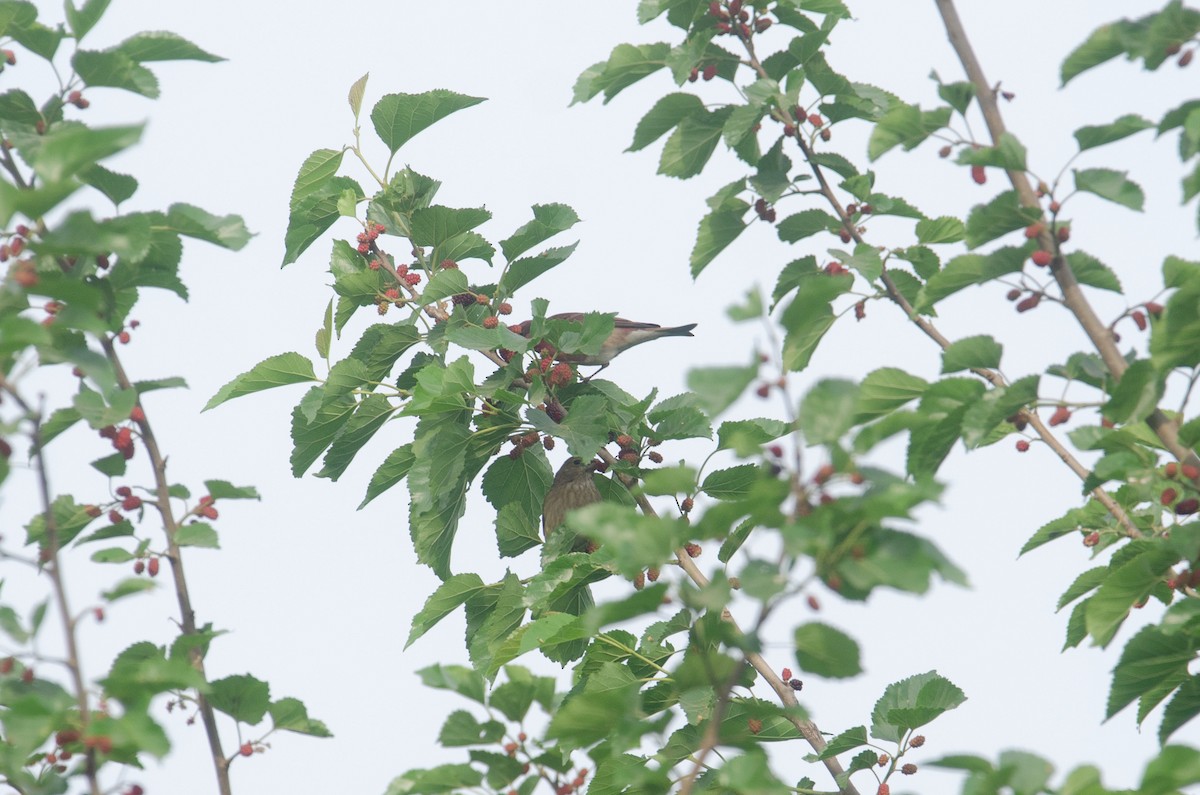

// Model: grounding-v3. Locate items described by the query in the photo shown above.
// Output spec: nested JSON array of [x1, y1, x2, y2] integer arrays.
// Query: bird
[[542, 456, 602, 545], [512, 313, 697, 373]]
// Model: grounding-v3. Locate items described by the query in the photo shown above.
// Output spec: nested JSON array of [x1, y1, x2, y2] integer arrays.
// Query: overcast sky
[[3, 2, 1198, 794]]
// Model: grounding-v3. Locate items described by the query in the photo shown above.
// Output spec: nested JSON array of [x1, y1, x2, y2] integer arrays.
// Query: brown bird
[[513, 313, 697, 373], [542, 457, 602, 544]]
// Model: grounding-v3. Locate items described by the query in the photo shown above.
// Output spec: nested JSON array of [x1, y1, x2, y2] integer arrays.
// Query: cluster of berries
[[3, 224, 37, 287], [67, 89, 89, 109], [1165, 41, 1195, 67], [1167, 568, 1200, 591], [613, 433, 649, 466], [355, 223, 386, 255], [1161, 462, 1200, 516], [754, 375, 785, 399], [99, 422, 136, 460], [708, 0, 772, 39], [753, 197, 776, 223], [783, 107, 831, 142], [40, 728, 121, 774], [633, 566, 666, 590], [507, 430, 543, 459], [131, 552, 161, 576]]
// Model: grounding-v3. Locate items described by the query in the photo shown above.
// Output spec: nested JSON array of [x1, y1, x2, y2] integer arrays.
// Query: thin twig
[[100, 338, 233, 795], [596, 448, 859, 795], [933, 0, 1200, 479], [0, 376, 102, 795], [785, 106, 1140, 538]]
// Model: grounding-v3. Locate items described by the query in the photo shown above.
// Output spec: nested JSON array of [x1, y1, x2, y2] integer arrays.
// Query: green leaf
[[723, 104, 765, 151], [628, 92, 705, 152], [420, 267, 470, 305], [439, 710, 505, 747], [113, 31, 223, 62], [799, 379, 858, 444], [30, 123, 143, 183], [914, 216, 965, 245], [702, 464, 767, 501], [691, 200, 749, 276], [208, 674, 270, 725], [1021, 502, 1108, 556], [0, 88, 40, 125], [102, 577, 155, 602], [778, 209, 840, 243], [407, 574, 487, 649], [571, 42, 670, 105], [408, 411, 478, 579], [1151, 266, 1200, 370], [941, 335, 1002, 373], [686, 361, 758, 419], [283, 176, 363, 266], [81, 163, 138, 207], [528, 395, 609, 460], [203, 480, 260, 500], [855, 367, 928, 421], [1061, 23, 1126, 85], [499, 204, 581, 262], [1066, 251, 1123, 293], [867, 103, 951, 160], [955, 132, 1027, 171], [175, 523, 218, 549], [1142, 745, 1200, 791], [73, 50, 159, 97], [794, 622, 862, 678], [717, 418, 790, 455], [1103, 359, 1164, 424], [1160, 678, 1200, 744], [65, 0, 109, 40], [642, 465, 698, 496], [964, 191, 1043, 249], [778, 260, 852, 371], [1074, 114, 1154, 150], [1106, 625, 1193, 721], [1073, 168, 1145, 211], [814, 725, 869, 760], [499, 242, 579, 295], [410, 205, 491, 247], [0, 178, 82, 228], [546, 662, 642, 749], [916, 247, 1025, 313], [370, 90, 486, 155], [870, 670, 967, 742], [933, 73, 975, 115], [269, 697, 332, 737], [959, 374, 1038, 449], [288, 149, 345, 208], [204, 353, 317, 410], [1085, 543, 1178, 647], [102, 642, 207, 703], [658, 107, 731, 179], [1057, 567, 1107, 611], [316, 393, 395, 480], [163, 203, 251, 250], [347, 72, 369, 119], [810, 151, 859, 178]]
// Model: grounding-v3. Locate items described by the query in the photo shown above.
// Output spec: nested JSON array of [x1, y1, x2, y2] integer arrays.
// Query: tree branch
[[0, 375, 102, 795], [597, 448, 860, 795], [932, 0, 1200, 477], [100, 338, 233, 795]]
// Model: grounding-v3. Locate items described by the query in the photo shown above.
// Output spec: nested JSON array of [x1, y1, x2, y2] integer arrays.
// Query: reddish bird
[[513, 312, 697, 373], [542, 457, 602, 545]]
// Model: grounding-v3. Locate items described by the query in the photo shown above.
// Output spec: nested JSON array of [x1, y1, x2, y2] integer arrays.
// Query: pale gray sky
[[3, 2, 1197, 794]]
